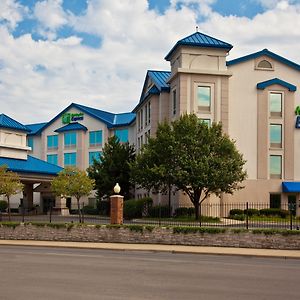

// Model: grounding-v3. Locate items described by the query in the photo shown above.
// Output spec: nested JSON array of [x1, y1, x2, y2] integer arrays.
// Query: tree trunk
[[194, 201, 199, 221], [7, 195, 11, 222], [77, 198, 81, 223]]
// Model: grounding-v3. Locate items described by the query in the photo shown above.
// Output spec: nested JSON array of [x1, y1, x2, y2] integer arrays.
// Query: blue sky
[[1, 0, 300, 123]]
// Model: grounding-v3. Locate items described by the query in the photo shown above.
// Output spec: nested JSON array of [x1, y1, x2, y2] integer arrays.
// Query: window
[[64, 132, 76, 148], [27, 137, 34, 151], [47, 154, 58, 165], [197, 86, 211, 111], [89, 130, 102, 147], [257, 60, 272, 69], [269, 93, 282, 117], [270, 155, 282, 179], [270, 124, 282, 148], [64, 153, 76, 167], [115, 129, 128, 143], [140, 109, 143, 130], [47, 135, 58, 150], [145, 104, 148, 126], [89, 151, 102, 165], [200, 119, 211, 127], [270, 194, 281, 209], [173, 90, 177, 115], [148, 102, 151, 124]]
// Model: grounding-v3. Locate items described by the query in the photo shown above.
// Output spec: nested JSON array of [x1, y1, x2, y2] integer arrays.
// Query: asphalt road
[[0, 246, 299, 300]]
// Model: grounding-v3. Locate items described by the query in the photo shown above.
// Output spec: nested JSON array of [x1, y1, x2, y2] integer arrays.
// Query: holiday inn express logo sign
[[62, 112, 84, 124], [295, 106, 300, 128]]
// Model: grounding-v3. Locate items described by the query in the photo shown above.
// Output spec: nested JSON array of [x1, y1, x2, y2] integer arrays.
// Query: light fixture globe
[[114, 183, 121, 194]]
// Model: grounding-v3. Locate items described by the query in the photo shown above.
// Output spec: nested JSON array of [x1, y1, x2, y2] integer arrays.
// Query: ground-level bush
[[123, 197, 153, 220], [0, 200, 8, 212], [148, 205, 170, 218], [229, 209, 244, 216], [243, 208, 259, 216], [259, 208, 290, 218], [174, 207, 195, 217], [82, 205, 99, 215]]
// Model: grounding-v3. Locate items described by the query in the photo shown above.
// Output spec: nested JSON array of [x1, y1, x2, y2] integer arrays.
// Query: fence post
[[49, 200, 53, 223], [158, 203, 161, 226], [246, 202, 249, 230], [290, 210, 293, 230]]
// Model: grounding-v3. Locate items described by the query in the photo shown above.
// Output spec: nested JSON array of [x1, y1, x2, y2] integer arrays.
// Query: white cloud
[[1, 0, 300, 124], [34, 0, 68, 39], [0, 0, 27, 30]]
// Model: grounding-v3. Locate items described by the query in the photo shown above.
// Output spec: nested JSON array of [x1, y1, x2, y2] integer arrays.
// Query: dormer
[[0, 114, 31, 160], [165, 31, 233, 77]]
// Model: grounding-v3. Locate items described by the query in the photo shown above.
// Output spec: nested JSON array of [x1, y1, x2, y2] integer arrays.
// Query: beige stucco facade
[[134, 33, 300, 213]]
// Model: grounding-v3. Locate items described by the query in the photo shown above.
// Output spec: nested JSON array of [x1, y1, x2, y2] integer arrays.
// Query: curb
[[1, 240, 300, 259]]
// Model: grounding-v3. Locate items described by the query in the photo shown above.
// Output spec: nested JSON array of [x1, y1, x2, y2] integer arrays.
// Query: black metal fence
[[0, 202, 299, 230]]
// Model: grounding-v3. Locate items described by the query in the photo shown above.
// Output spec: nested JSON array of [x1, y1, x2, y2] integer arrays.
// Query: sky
[[1, 0, 300, 124]]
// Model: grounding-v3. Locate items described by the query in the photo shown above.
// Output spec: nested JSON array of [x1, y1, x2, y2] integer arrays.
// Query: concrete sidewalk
[[1, 239, 300, 259]]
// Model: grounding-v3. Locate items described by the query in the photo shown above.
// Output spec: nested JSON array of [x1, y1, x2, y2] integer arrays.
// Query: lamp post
[[110, 183, 124, 225]]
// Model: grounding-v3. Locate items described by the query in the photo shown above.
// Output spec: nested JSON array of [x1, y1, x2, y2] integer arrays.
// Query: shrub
[[229, 209, 244, 216], [148, 205, 170, 218], [82, 205, 99, 215], [123, 197, 153, 220], [259, 208, 290, 218], [0, 200, 8, 212], [230, 214, 245, 221], [174, 207, 195, 217], [243, 208, 259, 216], [97, 200, 110, 216]]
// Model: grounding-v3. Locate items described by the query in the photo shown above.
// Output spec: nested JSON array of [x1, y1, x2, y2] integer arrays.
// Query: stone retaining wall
[[0, 224, 299, 250]]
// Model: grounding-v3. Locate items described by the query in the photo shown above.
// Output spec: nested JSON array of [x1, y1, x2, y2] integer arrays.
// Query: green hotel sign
[[62, 112, 84, 124], [295, 106, 300, 128]]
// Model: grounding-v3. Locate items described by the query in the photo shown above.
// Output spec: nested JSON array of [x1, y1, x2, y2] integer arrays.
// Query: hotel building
[[2, 31, 300, 214]]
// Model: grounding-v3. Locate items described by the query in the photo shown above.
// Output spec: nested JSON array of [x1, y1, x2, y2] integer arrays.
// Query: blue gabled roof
[[26, 122, 48, 136], [257, 78, 297, 92], [0, 114, 31, 133], [27, 103, 136, 135], [165, 31, 233, 61], [148, 70, 171, 92], [227, 49, 300, 72], [0, 155, 62, 175], [133, 70, 171, 112], [55, 122, 88, 133]]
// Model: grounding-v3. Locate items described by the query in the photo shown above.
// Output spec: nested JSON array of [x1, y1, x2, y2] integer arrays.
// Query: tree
[[88, 136, 135, 200], [0, 165, 24, 221], [131, 122, 175, 214], [132, 114, 247, 220], [51, 167, 95, 222]]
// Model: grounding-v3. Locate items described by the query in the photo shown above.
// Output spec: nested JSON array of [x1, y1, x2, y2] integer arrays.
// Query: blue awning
[[282, 182, 300, 193]]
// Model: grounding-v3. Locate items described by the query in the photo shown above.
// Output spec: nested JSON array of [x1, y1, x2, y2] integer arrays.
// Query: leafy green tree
[[88, 136, 135, 200], [132, 114, 247, 220], [0, 165, 24, 221], [51, 167, 95, 222], [131, 122, 175, 214]]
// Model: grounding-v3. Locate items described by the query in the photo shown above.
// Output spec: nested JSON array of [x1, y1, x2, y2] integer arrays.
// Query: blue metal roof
[[257, 78, 297, 92], [0, 114, 31, 133], [227, 49, 300, 72], [27, 103, 136, 135], [0, 155, 62, 175], [133, 70, 171, 112], [55, 122, 88, 133], [26, 122, 48, 135], [165, 32, 233, 61], [282, 182, 300, 193], [148, 70, 171, 91]]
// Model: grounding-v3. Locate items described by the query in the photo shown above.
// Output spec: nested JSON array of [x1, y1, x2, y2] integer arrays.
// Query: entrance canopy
[[282, 182, 300, 193]]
